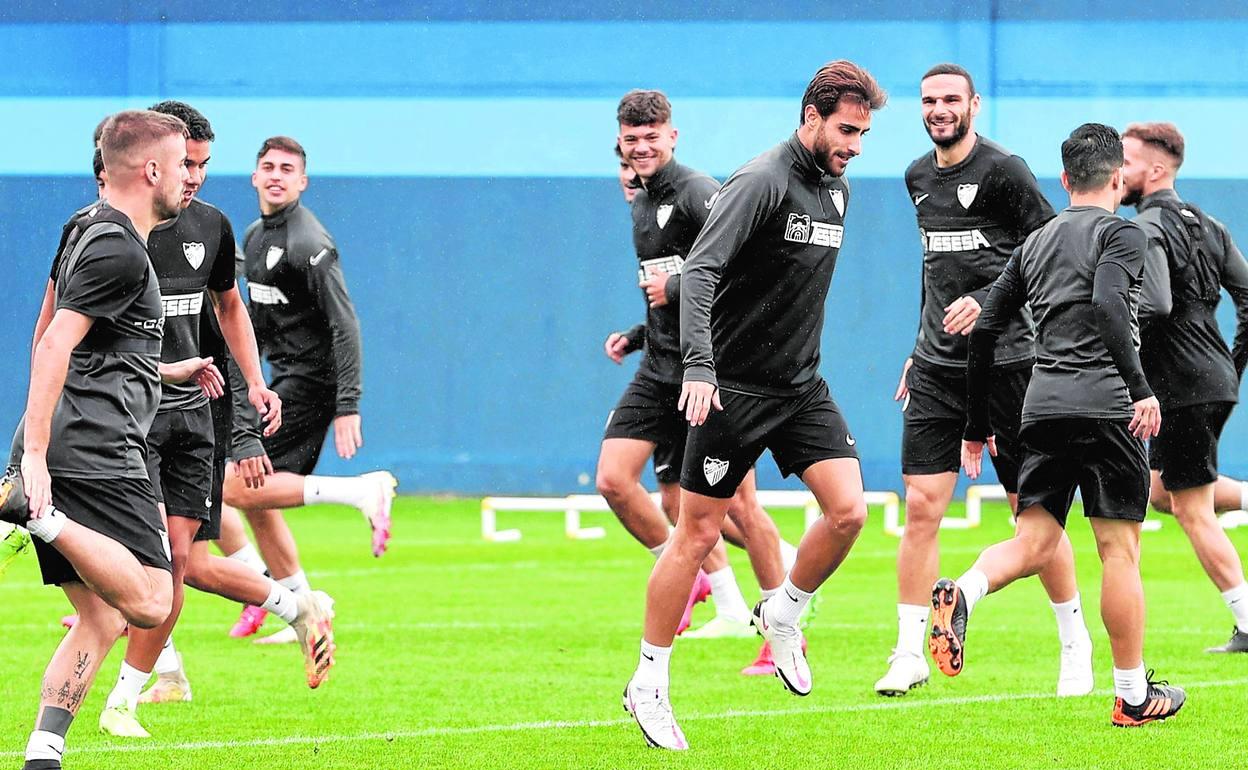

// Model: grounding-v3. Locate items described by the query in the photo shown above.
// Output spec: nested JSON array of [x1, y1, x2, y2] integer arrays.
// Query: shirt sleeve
[[1217, 223, 1248, 380], [226, 356, 266, 460], [622, 323, 646, 354], [209, 216, 238, 292], [1136, 232, 1173, 328], [304, 245, 363, 415], [995, 155, 1055, 235], [680, 165, 785, 387], [964, 250, 1027, 440], [1091, 222, 1153, 401], [667, 176, 722, 307], [56, 232, 145, 320]]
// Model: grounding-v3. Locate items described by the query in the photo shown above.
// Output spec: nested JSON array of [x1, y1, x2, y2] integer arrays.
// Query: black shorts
[[1016, 418, 1149, 527], [681, 379, 858, 499], [603, 374, 687, 484], [33, 475, 172, 585], [1149, 402, 1233, 492], [146, 406, 215, 524], [262, 390, 336, 475], [194, 454, 226, 543], [902, 359, 1029, 492]]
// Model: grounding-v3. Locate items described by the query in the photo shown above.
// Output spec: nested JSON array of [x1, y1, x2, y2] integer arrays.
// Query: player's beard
[[1119, 183, 1143, 208], [154, 182, 182, 221], [925, 108, 971, 149], [812, 131, 844, 178]]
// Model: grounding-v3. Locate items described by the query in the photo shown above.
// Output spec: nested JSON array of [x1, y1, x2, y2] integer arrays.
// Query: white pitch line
[[3, 677, 1244, 758]]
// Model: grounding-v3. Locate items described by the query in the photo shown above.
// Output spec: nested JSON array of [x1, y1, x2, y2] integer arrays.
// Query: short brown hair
[[98, 109, 188, 172], [1123, 122, 1185, 169], [257, 135, 307, 167], [800, 60, 887, 125], [617, 90, 672, 127]]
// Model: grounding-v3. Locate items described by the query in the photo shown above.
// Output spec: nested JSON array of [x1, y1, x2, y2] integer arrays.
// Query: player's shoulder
[[185, 198, 233, 229], [977, 138, 1035, 178], [904, 151, 933, 186], [726, 143, 789, 193], [672, 164, 720, 208], [286, 204, 336, 264]]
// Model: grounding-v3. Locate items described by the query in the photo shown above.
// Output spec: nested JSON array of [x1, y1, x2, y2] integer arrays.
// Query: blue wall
[[1, 2, 1246, 494]]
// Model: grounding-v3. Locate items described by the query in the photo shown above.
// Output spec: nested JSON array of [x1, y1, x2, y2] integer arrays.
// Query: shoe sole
[[929, 580, 965, 677], [1112, 710, 1183, 727], [875, 676, 929, 697]]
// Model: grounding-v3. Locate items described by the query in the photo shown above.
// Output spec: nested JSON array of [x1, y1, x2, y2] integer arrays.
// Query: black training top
[[966, 207, 1151, 437], [1134, 189, 1248, 409], [47, 204, 164, 479], [148, 199, 237, 413], [241, 200, 362, 415], [905, 136, 1053, 369], [627, 159, 720, 384], [681, 133, 851, 397]]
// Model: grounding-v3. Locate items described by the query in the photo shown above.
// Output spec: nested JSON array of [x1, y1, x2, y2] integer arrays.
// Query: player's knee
[[822, 498, 868, 538], [77, 603, 128, 641], [1149, 490, 1172, 514], [595, 467, 632, 503], [902, 485, 945, 534]]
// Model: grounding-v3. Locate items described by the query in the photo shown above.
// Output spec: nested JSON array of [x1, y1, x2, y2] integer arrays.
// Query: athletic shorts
[[603, 373, 687, 484], [902, 359, 1030, 492], [1149, 402, 1234, 492], [1016, 418, 1149, 527], [262, 390, 336, 476], [32, 475, 172, 585], [681, 379, 858, 499], [194, 455, 226, 543], [146, 405, 215, 524]]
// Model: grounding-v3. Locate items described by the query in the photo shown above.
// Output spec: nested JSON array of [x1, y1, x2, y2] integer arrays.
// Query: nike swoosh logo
[[642, 653, 654, 661], [914, 193, 929, 206], [784, 590, 800, 603], [309, 248, 329, 266], [654, 464, 670, 474], [793, 655, 810, 689], [846, 435, 856, 446]]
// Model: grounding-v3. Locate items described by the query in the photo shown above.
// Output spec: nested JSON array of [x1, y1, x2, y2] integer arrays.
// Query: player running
[[624, 60, 886, 750], [601, 91, 796, 651], [880, 64, 1093, 697], [936, 123, 1185, 727], [1121, 122, 1248, 653]]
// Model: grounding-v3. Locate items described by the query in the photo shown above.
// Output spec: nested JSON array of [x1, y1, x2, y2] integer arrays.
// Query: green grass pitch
[[1, 497, 1245, 769]]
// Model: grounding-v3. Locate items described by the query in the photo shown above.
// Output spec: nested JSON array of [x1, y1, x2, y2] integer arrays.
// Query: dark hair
[[93, 116, 108, 148], [92, 147, 104, 181], [921, 63, 976, 96], [149, 100, 215, 142], [1061, 123, 1123, 192], [98, 110, 189, 172], [256, 136, 307, 167], [617, 90, 672, 127], [800, 60, 888, 125], [613, 142, 623, 159], [1122, 122, 1185, 169]]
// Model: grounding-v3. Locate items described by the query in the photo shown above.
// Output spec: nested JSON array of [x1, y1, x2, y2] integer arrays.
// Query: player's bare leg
[[1167, 483, 1248, 651], [597, 438, 674, 548], [214, 503, 271, 638]]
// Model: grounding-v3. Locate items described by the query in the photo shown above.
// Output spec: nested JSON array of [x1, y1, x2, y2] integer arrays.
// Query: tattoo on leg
[[74, 651, 89, 679], [41, 676, 56, 701], [67, 681, 88, 711], [56, 681, 71, 704]]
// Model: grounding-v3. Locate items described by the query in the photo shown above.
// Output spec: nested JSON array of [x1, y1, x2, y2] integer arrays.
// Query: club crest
[[703, 457, 730, 487], [182, 242, 205, 270], [265, 246, 284, 270], [829, 189, 845, 217], [957, 183, 979, 209], [656, 204, 674, 229]]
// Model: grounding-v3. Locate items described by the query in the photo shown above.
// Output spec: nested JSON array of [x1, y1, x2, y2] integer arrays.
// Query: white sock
[[760, 587, 778, 602], [779, 540, 798, 572], [896, 603, 929, 658], [153, 638, 180, 675], [26, 507, 67, 543], [1221, 583, 1248, 634], [705, 566, 750, 622], [956, 568, 990, 616], [648, 542, 666, 559], [278, 570, 311, 595], [106, 661, 150, 709], [24, 730, 66, 763], [227, 543, 267, 575], [1240, 481, 1248, 512], [1113, 664, 1148, 706], [261, 580, 300, 624], [304, 475, 370, 507], [634, 640, 671, 689], [1050, 593, 1092, 647], [765, 576, 813, 627]]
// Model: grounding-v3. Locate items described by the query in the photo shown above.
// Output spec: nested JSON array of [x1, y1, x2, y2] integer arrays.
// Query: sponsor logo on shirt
[[161, 291, 205, 318], [265, 246, 284, 270], [703, 457, 730, 486], [637, 255, 684, 282], [913, 193, 930, 206], [920, 228, 992, 253], [249, 282, 290, 305], [656, 204, 674, 229], [133, 317, 166, 332], [784, 213, 844, 248], [182, 242, 206, 270]]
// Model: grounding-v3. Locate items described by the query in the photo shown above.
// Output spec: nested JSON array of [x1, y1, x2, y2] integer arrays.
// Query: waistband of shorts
[[76, 338, 162, 355]]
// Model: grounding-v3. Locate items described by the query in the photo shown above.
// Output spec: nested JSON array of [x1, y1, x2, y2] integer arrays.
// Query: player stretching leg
[[624, 61, 886, 749], [934, 124, 1184, 727], [879, 64, 1092, 697], [1121, 122, 1248, 653]]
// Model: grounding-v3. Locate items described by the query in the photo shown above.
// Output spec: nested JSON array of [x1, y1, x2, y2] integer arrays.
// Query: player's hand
[[943, 296, 982, 336], [960, 436, 997, 480], [678, 381, 722, 426], [894, 357, 914, 406], [1129, 396, 1162, 440], [334, 414, 363, 460], [604, 332, 632, 364], [640, 269, 671, 308], [20, 452, 53, 518], [161, 356, 225, 398], [248, 385, 283, 437], [233, 452, 274, 489]]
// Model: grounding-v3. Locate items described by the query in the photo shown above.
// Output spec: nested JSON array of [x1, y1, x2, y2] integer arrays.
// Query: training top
[[242, 200, 362, 415], [965, 207, 1151, 436], [681, 133, 850, 397], [148, 199, 237, 413], [47, 204, 164, 479], [905, 136, 1053, 368], [1134, 189, 1248, 409], [627, 159, 721, 384]]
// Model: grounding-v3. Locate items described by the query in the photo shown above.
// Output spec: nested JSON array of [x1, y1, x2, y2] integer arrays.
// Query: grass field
[[1, 496, 1246, 769]]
